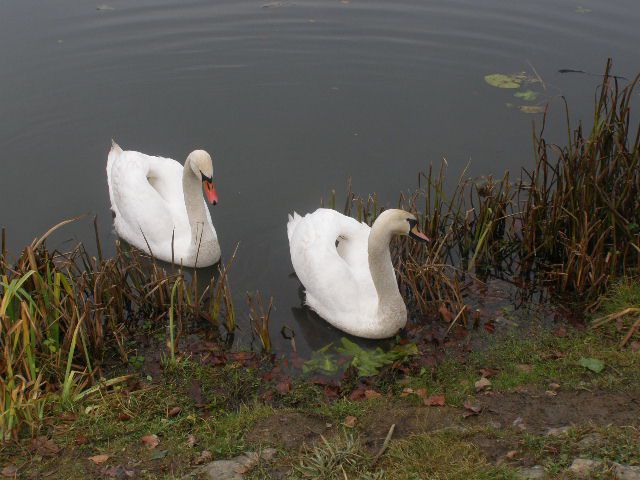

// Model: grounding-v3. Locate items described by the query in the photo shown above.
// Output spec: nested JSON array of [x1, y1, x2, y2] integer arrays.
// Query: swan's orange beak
[[203, 180, 218, 205], [409, 224, 430, 243]]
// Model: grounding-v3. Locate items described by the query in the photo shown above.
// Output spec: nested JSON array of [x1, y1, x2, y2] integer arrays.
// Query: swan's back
[[288, 209, 376, 328]]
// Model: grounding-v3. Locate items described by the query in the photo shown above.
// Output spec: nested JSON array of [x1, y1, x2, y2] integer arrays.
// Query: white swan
[[107, 141, 221, 267], [287, 208, 429, 339]]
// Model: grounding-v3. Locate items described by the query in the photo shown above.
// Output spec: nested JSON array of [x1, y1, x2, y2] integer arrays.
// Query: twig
[[372, 423, 395, 467]]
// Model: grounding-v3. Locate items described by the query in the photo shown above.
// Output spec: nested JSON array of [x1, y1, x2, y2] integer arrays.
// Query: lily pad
[[578, 357, 605, 373], [517, 105, 545, 114], [514, 90, 539, 101], [485, 74, 522, 89]]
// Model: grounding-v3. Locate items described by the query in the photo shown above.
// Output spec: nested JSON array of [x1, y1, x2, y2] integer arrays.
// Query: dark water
[[2, 0, 639, 353]]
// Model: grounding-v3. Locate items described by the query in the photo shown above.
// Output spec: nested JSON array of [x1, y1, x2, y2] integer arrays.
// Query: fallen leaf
[[631, 341, 640, 353], [505, 450, 518, 459], [75, 434, 89, 445], [117, 412, 131, 421], [548, 382, 560, 391], [475, 377, 492, 392], [343, 416, 357, 428], [275, 379, 292, 395], [103, 465, 135, 478], [348, 385, 367, 401], [478, 368, 499, 378], [400, 387, 414, 397], [88, 454, 110, 465], [364, 389, 382, 399], [485, 73, 521, 89], [141, 434, 160, 449], [553, 326, 567, 337], [188, 380, 205, 407], [30, 437, 60, 456], [514, 90, 539, 101], [167, 406, 181, 417], [463, 400, 482, 417], [424, 395, 445, 407], [517, 105, 545, 114], [545, 390, 557, 397], [151, 450, 168, 460], [438, 304, 453, 322], [186, 434, 197, 448], [194, 450, 212, 465], [578, 357, 605, 373], [1, 465, 18, 477]]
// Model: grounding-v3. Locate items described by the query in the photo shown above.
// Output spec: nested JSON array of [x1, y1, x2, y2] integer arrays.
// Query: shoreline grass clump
[[0, 219, 238, 441]]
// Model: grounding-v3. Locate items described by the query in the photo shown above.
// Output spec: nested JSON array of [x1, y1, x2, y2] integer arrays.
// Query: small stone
[[569, 458, 601, 478], [577, 432, 603, 450], [613, 462, 640, 480], [545, 426, 571, 436], [516, 465, 545, 479], [194, 449, 277, 480], [548, 382, 560, 391], [487, 420, 502, 429]]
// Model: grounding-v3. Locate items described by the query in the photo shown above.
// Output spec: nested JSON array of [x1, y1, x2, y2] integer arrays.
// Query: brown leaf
[[343, 416, 357, 428], [631, 341, 639, 353], [30, 436, 60, 456], [117, 412, 131, 421], [167, 406, 182, 417], [548, 382, 560, 391], [478, 368, 499, 378], [88, 454, 110, 465], [505, 450, 518, 459], [553, 326, 567, 337], [424, 394, 445, 406], [275, 378, 292, 395], [475, 377, 492, 392], [463, 399, 482, 417], [189, 379, 205, 407], [194, 450, 212, 465], [544, 390, 557, 397], [103, 465, 135, 478], [348, 385, 367, 401], [75, 434, 89, 445], [438, 304, 453, 322], [141, 434, 160, 449], [1, 465, 18, 477], [186, 434, 197, 448], [400, 387, 414, 397], [364, 389, 382, 399]]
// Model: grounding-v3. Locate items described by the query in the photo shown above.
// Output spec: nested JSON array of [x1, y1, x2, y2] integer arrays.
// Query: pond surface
[[2, 0, 639, 353]]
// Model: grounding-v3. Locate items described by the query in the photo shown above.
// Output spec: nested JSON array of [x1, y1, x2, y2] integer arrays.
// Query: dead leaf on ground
[[505, 450, 518, 459], [194, 450, 212, 465], [30, 436, 61, 456], [348, 385, 367, 401], [275, 378, 292, 395], [117, 412, 131, 421], [1, 465, 18, 477], [103, 465, 134, 478], [167, 406, 182, 417], [141, 434, 160, 449], [186, 434, 197, 448], [424, 394, 445, 406], [545, 390, 557, 397], [343, 416, 357, 428], [630, 341, 639, 352], [516, 364, 533, 373], [463, 400, 482, 417], [479, 368, 499, 378], [75, 434, 89, 445], [188, 380, 205, 407], [364, 389, 382, 399], [439, 304, 453, 322], [88, 454, 110, 465], [548, 382, 560, 391], [475, 377, 492, 392]]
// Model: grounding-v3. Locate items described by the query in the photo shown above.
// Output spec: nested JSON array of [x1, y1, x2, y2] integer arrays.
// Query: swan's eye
[[407, 218, 418, 228], [200, 171, 213, 182]]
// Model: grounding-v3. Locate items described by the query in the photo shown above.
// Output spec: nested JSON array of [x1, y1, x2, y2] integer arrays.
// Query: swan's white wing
[[288, 209, 376, 325], [108, 146, 185, 252]]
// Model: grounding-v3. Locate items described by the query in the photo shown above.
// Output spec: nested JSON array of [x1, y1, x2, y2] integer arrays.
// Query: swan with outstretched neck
[[287, 208, 429, 339], [107, 141, 220, 267]]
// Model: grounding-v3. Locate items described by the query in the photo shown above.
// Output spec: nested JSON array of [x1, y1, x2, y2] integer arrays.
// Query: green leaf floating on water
[[578, 357, 605, 373], [337, 338, 419, 377], [303, 339, 419, 377], [514, 90, 539, 101], [302, 343, 339, 375], [485, 74, 522, 89], [517, 105, 545, 114]]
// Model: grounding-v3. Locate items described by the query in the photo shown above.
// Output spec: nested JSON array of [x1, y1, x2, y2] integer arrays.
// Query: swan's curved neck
[[367, 221, 404, 314], [183, 158, 214, 250]]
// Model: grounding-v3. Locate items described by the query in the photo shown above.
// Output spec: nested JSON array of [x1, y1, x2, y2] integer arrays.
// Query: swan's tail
[[287, 211, 303, 242], [110, 139, 122, 153]]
